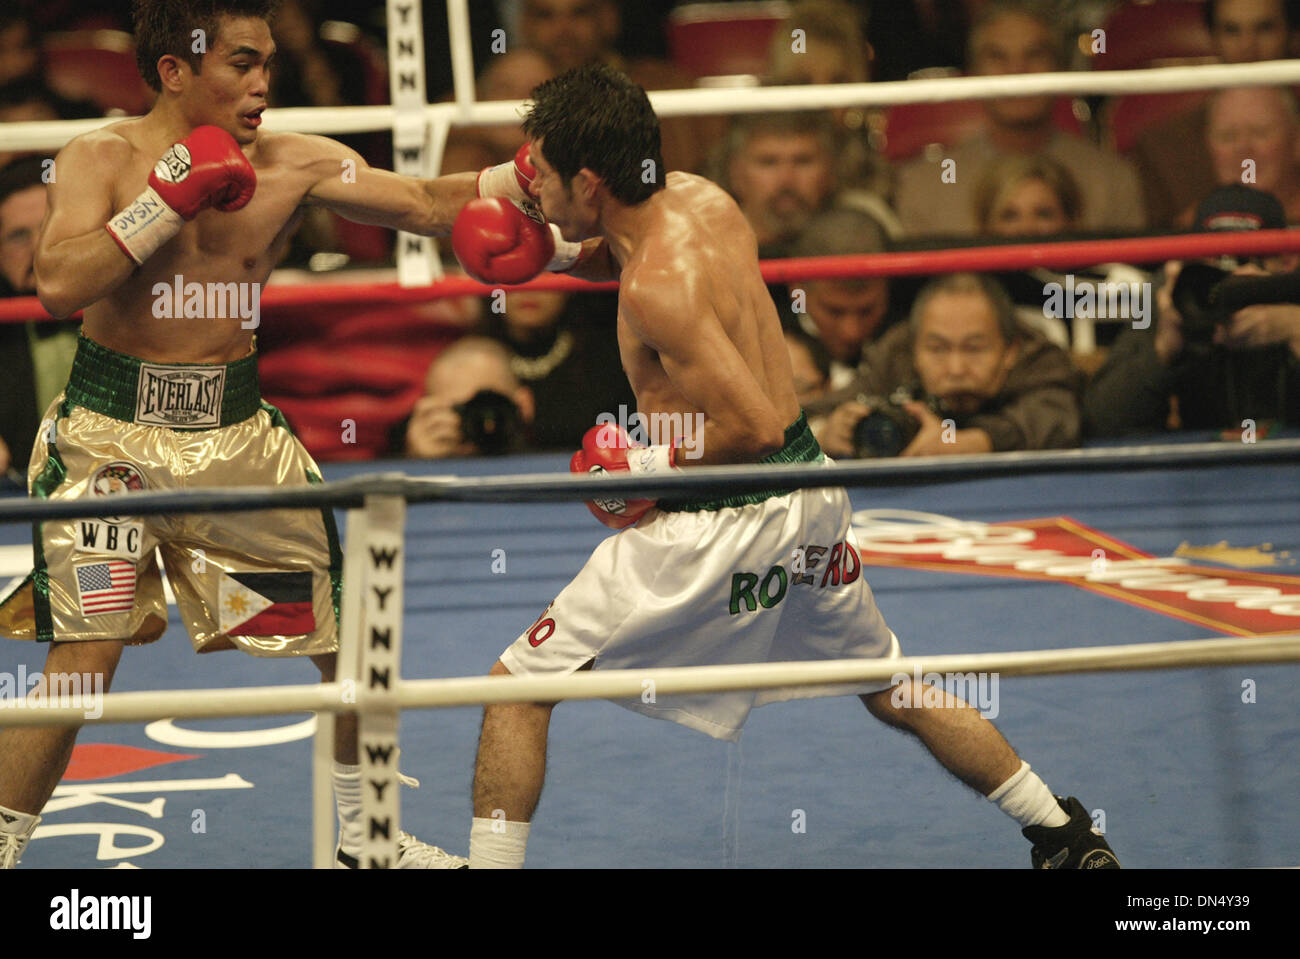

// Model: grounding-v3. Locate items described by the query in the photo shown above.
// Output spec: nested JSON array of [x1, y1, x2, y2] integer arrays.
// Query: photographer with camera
[[479, 289, 634, 451], [402, 337, 536, 458], [1084, 186, 1300, 437], [809, 272, 1082, 457]]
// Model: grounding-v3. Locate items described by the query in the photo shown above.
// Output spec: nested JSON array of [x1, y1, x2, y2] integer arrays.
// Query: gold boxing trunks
[[0, 335, 341, 656]]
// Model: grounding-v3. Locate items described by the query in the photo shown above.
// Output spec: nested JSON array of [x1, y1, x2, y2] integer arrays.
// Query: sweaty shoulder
[[664, 171, 737, 214], [56, 122, 136, 174], [655, 172, 756, 250], [623, 176, 754, 311], [252, 131, 352, 172]]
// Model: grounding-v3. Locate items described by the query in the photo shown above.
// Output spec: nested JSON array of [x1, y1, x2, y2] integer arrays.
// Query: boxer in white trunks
[[458, 64, 1121, 870]]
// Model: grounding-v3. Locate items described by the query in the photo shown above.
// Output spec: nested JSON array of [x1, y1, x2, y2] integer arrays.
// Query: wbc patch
[[75, 560, 137, 616], [75, 519, 144, 560], [218, 570, 315, 637], [135, 364, 224, 427]]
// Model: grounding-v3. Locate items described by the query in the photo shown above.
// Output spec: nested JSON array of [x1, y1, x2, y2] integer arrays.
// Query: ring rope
[[4, 60, 1300, 151], [2, 229, 1299, 325], [2, 635, 1296, 728], [1, 441, 1298, 524]]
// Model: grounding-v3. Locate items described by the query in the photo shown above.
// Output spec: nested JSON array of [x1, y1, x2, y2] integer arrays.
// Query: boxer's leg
[[861, 679, 1020, 796], [861, 680, 1119, 867], [0, 638, 124, 811], [311, 653, 357, 765], [472, 659, 556, 823], [468, 658, 597, 868], [0, 638, 124, 867]]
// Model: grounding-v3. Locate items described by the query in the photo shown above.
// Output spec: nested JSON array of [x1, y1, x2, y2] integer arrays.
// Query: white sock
[[469, 817, 530, 869], [987, 761, 1069, 828], [0, 804, 40, 837], [332, 761, 363, 852]]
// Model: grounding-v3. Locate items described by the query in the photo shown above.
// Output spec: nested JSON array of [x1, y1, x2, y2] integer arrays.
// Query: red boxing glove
[[150, 125, 257, 218], [477, 142, 536, 203], [452, 197, 556, 285], [106, 125, 257, 265], [570, 423, 677, 530]]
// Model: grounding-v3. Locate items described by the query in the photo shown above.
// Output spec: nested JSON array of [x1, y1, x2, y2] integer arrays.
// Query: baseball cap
[[1192, 185, 1286, 232]]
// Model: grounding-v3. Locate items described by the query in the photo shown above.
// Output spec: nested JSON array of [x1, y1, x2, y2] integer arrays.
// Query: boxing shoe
[[395, 832, 469, 869], [0, 808, 40, 869], [335, 831, 468, 869], [333, 760, 467, 868], [1022, 796, 1121, 869]]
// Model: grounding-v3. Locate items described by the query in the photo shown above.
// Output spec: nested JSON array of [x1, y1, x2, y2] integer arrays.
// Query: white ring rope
[[5, 60, 1300, 152], [2, 635, 1297, 728]]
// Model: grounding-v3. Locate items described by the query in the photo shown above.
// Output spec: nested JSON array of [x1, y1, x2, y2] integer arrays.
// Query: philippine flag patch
[[218, 570, 315, 637]]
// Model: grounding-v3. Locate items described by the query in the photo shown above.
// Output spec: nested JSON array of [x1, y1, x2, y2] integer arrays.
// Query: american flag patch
[[75, 560, 137, 616]]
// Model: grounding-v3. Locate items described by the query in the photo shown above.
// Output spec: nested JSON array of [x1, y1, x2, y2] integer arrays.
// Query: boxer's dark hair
[[523, 64, 665, 205], [0, 155, 52, 212], [133, 0, 281, 92]]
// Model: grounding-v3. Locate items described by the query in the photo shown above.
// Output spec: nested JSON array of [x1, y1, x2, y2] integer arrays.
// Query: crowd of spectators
[[1, 0, 1298, 471]]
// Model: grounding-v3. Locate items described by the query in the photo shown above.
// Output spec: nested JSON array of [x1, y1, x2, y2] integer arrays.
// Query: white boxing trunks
[[499, 414, 901, 741]]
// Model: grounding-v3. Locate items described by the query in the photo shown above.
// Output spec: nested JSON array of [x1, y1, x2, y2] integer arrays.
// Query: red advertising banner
[[851, 510, 1300, 636]]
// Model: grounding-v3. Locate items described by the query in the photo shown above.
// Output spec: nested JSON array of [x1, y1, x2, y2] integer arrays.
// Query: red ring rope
[[2, 229, 1297, 323]]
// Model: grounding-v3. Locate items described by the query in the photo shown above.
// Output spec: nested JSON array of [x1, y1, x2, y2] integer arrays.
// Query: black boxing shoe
[[1022, 796, 1121, 869]]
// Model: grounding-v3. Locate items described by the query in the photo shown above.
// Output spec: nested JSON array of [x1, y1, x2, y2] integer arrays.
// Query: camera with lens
[[851, 388, 948, 458], [1170, 261, 1233, 347], [454, 389, 524, 455], [1170, 260, 1300, 351]]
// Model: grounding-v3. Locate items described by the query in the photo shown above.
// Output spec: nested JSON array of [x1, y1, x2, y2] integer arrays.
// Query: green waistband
[[658, 412, 823, 513], [64, 335, 261, 428]]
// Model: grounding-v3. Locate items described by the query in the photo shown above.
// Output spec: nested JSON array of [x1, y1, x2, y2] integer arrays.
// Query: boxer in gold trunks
[[0, 0, 585, 869]]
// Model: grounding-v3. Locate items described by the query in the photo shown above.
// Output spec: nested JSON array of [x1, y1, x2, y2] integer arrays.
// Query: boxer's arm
[[35, 134, 140, 319], [622, 273, 786, 465], [301, 136, 477, 235]]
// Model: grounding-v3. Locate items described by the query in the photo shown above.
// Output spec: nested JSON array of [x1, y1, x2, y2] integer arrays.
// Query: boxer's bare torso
[[34, 1, 478, 370], [61, 124, 304, 362], [607, 172, 800, 465], [38, 121, 475, 365]]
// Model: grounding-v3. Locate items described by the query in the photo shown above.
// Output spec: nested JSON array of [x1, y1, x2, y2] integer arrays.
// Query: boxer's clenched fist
[[149, 125, 257, 219], [452, 197, 557, 285], [106, 125, 257, 265], [477, 142, 536, 204], [570, 423, 677, 529]]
